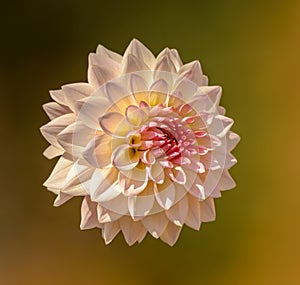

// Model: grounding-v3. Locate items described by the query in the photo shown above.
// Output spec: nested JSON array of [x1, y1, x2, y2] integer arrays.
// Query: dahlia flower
[[40, 39, 239, 246]]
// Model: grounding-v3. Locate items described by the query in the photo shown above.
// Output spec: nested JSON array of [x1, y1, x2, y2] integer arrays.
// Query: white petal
[[200, 197, 216, 222], [83, 134, 112, 168], [43, 145, 64, 159], [102, 221, 121, 244], [119, 169, 148, 196], [43, 156, 73, 189], [227, 131, 240, 151], [160, 222, 182, 246], [170, 49, 183, 71], [89, 168, 120, 202], [97, 205, 122, 223], [166, 195, 188, 226], [141, 212, 169, 238], [42, 102, 71, 120], [127, 182, 155, 220], [80, 196, 100, 229], [123, 39, 156, 69], [96, 44, 122, 63], [178, 60, 203, 86], [130, 73, 149, 96], [154, 178, 175, 210], [185, 194, 201, 230], [218, 170, 236, 190], [148, 162, 165, 184], [40, 113, 76, 147], [112, 144, 139, 171], [53, 192, 73, 207], [61, 83, 95, 112], [57, 121, 96, 158], [88, 53, 120, 88], [122, 54, 150, 73], [101, 193, 128, 216], [119, 216, 145, 246], [99, 112, 132, 138]]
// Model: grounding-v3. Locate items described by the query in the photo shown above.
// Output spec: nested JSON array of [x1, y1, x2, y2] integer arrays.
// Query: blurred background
[[1, 0, 299, 284]]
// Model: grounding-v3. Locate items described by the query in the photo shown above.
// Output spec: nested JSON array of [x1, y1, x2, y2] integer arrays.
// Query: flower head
[[41, 39, 239, 246]]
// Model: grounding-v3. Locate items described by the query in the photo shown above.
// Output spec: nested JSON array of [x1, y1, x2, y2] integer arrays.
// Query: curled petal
[[154, 178, 175, 210], [112, 144, 140, 171], [99, 112, 132, 138]]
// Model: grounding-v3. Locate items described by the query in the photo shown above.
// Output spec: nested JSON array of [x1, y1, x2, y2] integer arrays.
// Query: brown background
[[1, 0, 299, 284]]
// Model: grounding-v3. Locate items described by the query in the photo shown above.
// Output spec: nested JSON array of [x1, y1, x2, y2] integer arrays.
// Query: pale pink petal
[[57, 121, 96, 158], [99, 112, 132, 138], [122, 54, 150, 73], [43, 145, 64, 159], [40, 113, 76, 147], [227, 131, 240, 151], [102, 221, 121, 244], [160, 222, 182, 246], [142, 212, 169, 238], [53, 192, 73, 207], [154, 178, 175, 210], [89, 168, 120, 203], [97, 205, 122, 223], [166, 195, 188, 226], [43, 156, 73, 189], [42, 102, 71, 120], [83, 134, 112, 168], [119, 216, 145, 246], [148, 162, 165, 184], [112, 144, 140, 171], [127, 182, 155, 220], [88, 53, 120, 88], [123, 39, 156, 69], [61, 83, 95, 112], [200, 197, 216, 222], [96, 45, 122, 63], [80, 196, 100, 229], [185, 194, 201, 230], [76, 93, 111, 130], [178, 60, 203, 86]]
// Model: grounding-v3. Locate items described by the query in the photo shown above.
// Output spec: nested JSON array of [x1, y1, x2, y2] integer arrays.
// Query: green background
[[1, 0, 299, 284]]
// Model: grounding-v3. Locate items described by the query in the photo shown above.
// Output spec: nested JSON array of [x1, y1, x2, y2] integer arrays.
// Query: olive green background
[[1, 0, 299, 284]]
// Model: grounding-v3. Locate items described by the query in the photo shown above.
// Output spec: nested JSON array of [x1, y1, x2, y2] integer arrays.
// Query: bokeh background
[[1, 0, 299, 284]]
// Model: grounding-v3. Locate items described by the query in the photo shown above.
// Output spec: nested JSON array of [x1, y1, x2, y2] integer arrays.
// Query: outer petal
[[200, 197, 216, 222], [160, 222, 182, 246], [119, 216, 145, 246], [96, 44, 122, 63], [102, 221, 121, 244], [166, 195, 188, 227], [40, 113, 76, 147], [80, 196, 101, 229], [123, 39, 156, 69], [185, 194, 201, 230], [42, 102, 71, 120], [142, 212, 169, 238]]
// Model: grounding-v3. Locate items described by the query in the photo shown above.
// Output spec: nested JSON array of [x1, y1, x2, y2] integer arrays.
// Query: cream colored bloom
[[41, 39, 239, 246]]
